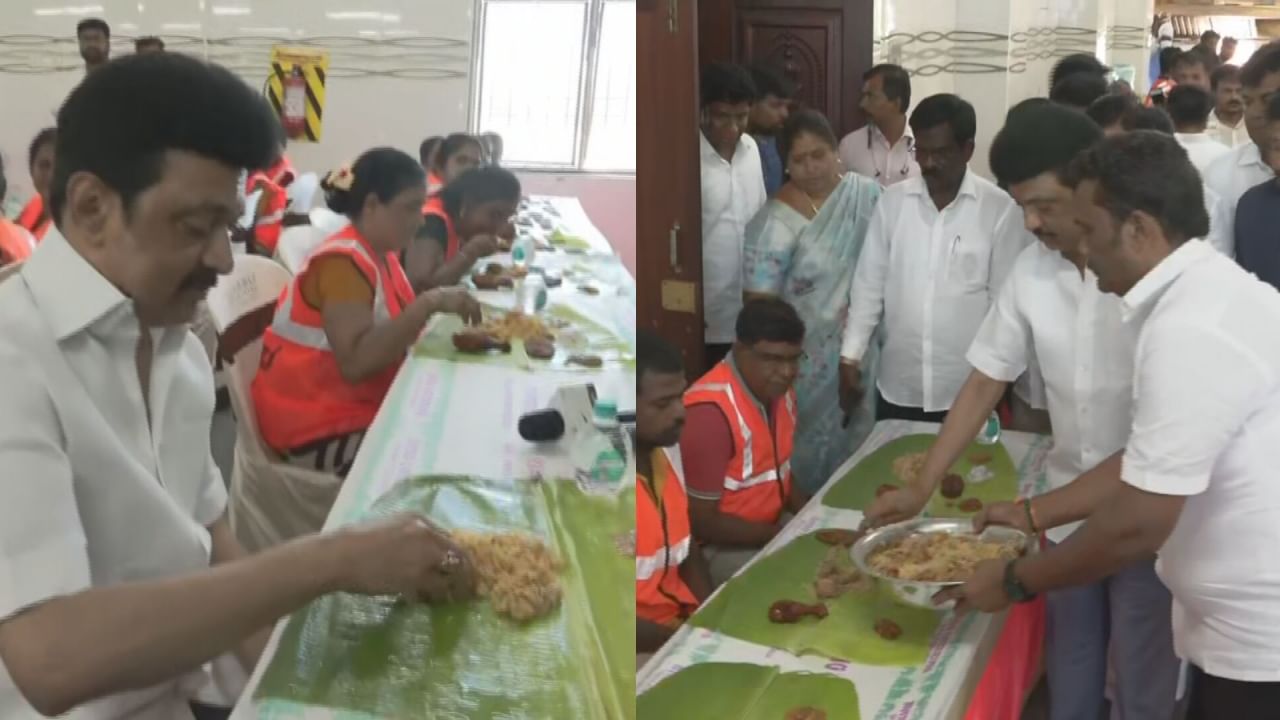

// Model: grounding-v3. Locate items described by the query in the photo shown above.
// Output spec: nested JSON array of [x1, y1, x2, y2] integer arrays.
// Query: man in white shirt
[[944, 130, 1280, 719], [837, 64, 920, 187], [870, 105, 1178, 719], [838, 93, 1028, 422], [1168, 85, 1231, 172], [1203, 44, 1280, 246], [700, 62, 767, 367], [0, 53, 476, 720], [1207, 64, 1248, 147]]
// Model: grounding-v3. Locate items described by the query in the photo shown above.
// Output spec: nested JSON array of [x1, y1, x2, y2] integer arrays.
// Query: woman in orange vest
[[680, 297, 812, 586], [252, 147, 481, 476], [427, 132, 483, 194], [16, 127, 56, 243], [244, 144, 296, 256], [0, 154, 36, 267], [403, 165, 520, 293], [636, 331, 712, 657]]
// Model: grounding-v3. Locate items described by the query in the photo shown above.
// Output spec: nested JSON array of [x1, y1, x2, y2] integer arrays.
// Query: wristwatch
[[1002, 559, 1037, 603]]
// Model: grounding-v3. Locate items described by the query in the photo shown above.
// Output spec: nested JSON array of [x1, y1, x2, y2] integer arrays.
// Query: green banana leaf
[[254, 475, 635, 719], [414, 303, 634, 370], [638, 663, 860, 719], [688, 532, 940, 666], [822, 435, 1018, 516]]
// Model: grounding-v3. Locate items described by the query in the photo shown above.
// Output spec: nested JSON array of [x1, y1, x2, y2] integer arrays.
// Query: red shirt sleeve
[[679, 403, 735, 501]]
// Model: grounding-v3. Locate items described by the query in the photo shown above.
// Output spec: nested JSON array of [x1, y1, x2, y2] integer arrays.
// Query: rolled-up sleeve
[[0, 356, 91, 623], [1123, 322, 1266, 496], [965, 259, 1030, 383]]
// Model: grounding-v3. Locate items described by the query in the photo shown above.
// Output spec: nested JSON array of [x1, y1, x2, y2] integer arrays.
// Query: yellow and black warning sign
[[266, 46, 329, 143]]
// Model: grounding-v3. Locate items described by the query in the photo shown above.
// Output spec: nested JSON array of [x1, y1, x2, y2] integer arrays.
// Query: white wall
[[0, 0, 636, 267], [873, 0, 1156, 181]]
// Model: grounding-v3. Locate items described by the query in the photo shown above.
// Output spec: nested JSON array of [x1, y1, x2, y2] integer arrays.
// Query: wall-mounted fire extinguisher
[[281, 66, 307, 139]]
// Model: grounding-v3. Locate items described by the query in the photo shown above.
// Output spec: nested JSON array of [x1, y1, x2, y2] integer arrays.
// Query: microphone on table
[[518, 409, 567, 442], [518, 382, 633, 443]]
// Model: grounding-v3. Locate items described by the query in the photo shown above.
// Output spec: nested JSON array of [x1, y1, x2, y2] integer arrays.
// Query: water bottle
[[976, 410, 1001, 445], [511, 235, 536, 272], [515, 273, 548, 315], [573, 395, 632, 494]]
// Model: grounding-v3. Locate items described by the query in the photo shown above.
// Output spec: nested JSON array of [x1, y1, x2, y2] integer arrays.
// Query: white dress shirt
[[1203, 142, 1276, 249], [1175, 132, 1231, 174], [1205, 111, 1249, 148], [0, 230, 229, 719], [701, 132, 766, 343], [1119, 239, 1280, 682], [837, 123, 920, 188], [966, 243, 1135, 542], [841, 170, 1030, 411]]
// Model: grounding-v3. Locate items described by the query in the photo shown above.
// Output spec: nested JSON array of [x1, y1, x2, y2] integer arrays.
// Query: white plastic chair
[[204, 255, 344, 553], [274, 224, 328, 275], [309, 206, 349, 234]]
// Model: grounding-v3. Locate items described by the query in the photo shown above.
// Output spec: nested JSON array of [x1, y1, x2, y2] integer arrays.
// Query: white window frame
[[470, 0, 634, 175]]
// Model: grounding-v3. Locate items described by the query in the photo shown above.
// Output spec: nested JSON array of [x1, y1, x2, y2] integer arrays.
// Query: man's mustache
[[180, 268, 220, 292]]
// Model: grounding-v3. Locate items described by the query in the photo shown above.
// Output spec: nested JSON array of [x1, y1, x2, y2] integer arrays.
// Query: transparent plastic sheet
[[254, 475, 634, 719]]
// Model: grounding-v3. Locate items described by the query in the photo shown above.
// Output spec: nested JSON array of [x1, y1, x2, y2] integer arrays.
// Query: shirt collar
[[700, 132, 750, 165], [1238, 142, 1266, 169], [904, 166, 977, 201], [22, 226, 134, 340], [1120, 239, 1215, 322], [868, 122, 913, 149]]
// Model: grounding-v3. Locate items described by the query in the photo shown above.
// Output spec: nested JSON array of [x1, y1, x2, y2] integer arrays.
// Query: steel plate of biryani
[[852, 518, 1030, 608]]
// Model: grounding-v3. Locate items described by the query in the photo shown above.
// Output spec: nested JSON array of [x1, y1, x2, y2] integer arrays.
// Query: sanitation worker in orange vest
[[252, 147, 481, 477], [244, 142, 297, 256], [402, 165, 518, 293], [16, 128, 56, 243], [680, 297, 812, 586], [0, 154, 36, 267], [636, 330, 713, 660]]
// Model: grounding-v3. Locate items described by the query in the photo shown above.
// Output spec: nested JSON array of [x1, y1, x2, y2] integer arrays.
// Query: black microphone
[[518, 409, 566, 442]]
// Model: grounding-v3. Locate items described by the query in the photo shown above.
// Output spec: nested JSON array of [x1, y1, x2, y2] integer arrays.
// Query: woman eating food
[[252, 147, 481, 477], [403, 165, 522, 292]]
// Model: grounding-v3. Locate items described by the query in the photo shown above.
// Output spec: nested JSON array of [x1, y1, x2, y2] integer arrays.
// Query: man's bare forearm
[[0, 532, 346, 717], [1033, 452, 1123, 531], [912, 371, 1006, 494]]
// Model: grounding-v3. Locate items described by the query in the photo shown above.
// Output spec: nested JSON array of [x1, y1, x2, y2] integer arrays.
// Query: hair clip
[[327, 164, 355, 191]]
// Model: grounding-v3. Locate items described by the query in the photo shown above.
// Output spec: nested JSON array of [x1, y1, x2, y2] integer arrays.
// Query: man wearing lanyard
[[945, 129, 1280, 720], [635, 331, 712, 664], [699, 63, 767, 369], [838, 93, 1028, 423], [868, 105, 1179, 719], [837, 64, 919, 187]]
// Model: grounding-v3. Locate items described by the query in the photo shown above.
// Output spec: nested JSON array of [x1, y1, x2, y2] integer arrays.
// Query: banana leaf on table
[[414, 304, 634, 370], [254, 475, 635, 720], [822, 435, 1019, 516], [638, 662, 860, 719], [688, 532, 940, 666]]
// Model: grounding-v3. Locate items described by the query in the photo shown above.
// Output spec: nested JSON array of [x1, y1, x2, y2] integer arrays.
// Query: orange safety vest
[[421, 194, 460, 260], [251, 224, 416, 452], [0, 219, 34, 266], [426, 170, 445, 196], [637, 447, 700, 627], [16, 195, 50, 243], [246, 174, 287, 255], [1145, 77, 1176, 107], [684, 359, 796, 525]]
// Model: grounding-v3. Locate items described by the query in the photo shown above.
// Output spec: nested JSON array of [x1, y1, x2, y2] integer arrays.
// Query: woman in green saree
[[743, 109, 882, 494]]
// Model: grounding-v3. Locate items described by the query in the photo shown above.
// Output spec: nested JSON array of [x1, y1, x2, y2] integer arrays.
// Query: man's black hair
[[1241, 41, 1280, 89], [323, 147, 425, 219], [1049, 53, 1109, 90], [909, 93, 976, 146], [28, 127, 56, 172], [1267, 92, 1280, 123], [432, 132, 481, 172], [1063, 130, 1208, 247], [1050, 72, 1109, 110], [1086, 93, 1137, 128], [638, 330, 685, 390], [76, 18, 110, 38], [777, 109, 838, 167], [1211, 63, 1242, 91], [864, 63, 912, 114], [990, 102, 1102, 188], [1171, 48, 1211, 73], [748, 64, 795, 100], [419, 135, 442, 166], [134, 36, 165, 52], [701, 63, 757, 108], [735, 297, 805, 346], [438, 165, 521, 218], [51, 52, 278, 223], [1159, 47, 1182, 77], [1201, 30, 1221, 44], [1166, 85, 1215, 129], [1123, 106, 1175, 134], [1005, 97, 1052, 121]]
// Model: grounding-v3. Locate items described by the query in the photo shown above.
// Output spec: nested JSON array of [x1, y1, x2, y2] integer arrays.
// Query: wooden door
[[637, 0, 705, 374]]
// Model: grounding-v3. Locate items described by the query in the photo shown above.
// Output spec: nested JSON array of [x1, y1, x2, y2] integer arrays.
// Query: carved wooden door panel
[[738, 9, 843, 127]]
